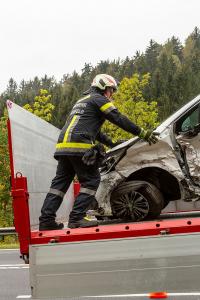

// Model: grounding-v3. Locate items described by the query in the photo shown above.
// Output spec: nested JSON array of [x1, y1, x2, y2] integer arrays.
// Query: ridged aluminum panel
[[30, 233, 200, 299], [7, 100, 74, 228]]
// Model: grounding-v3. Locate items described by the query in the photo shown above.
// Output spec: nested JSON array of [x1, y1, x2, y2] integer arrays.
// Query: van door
[[174, 103, 200, 186]]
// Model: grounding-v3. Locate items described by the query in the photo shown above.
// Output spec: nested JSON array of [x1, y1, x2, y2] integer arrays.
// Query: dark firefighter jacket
[[54, 91, 141, 157]]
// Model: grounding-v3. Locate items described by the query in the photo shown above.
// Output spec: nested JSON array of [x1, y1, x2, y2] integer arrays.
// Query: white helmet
[[91, 74, 118, 91]]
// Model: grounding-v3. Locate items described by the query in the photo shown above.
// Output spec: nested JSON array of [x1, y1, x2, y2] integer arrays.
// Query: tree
[[0, 111, 12, 226], [145, 40, 161, 73], [23, 89, 55, 122], [4, 78, 18, 101], [102, 73, 159, 141], [0, 78, 18, 116]]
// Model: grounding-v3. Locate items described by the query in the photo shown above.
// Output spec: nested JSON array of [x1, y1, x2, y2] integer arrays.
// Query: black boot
[[39, 221, 64, 231], [68, 216, 98, 229], [39, 192, 65, 231]]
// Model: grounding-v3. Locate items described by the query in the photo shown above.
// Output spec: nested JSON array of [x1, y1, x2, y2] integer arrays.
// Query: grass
[[0, 243, 19, 249], [0, 235, 19, 249]]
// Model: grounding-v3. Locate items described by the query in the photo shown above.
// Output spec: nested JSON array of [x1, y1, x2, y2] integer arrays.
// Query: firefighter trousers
[[39, 155, 101, 224]]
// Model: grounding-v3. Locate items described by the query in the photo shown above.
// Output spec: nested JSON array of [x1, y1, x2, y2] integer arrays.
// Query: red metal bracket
[[73, 181, 80, 197], [11, 174, 31, 255]]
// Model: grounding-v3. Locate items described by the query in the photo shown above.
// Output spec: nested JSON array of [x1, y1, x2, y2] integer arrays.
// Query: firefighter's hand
[[82, 148, 98, 165], [82, 144, 106, 166], [139, 129, 159, 145]]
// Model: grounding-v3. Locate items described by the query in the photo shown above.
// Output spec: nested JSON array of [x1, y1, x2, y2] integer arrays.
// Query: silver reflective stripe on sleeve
[[80, 187, 96, 196], [49, 188, 65, 198]]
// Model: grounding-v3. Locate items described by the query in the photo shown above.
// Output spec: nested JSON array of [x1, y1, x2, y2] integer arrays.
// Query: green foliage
[[0, 111, 12, 227], [23, 89, 55, 122], [102, 73, 159, 141], [0, 235, 19, 248]]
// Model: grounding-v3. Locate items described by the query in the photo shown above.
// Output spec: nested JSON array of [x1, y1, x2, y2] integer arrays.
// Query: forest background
[[0, 27, 200, 227]]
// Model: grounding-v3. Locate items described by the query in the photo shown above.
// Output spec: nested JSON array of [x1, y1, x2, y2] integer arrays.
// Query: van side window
[[175, 105, 200, 134], [181, 108, 199, 132]]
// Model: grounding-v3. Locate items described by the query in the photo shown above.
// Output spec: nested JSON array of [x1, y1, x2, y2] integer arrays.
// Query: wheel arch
[[126, 167, 181, 202]]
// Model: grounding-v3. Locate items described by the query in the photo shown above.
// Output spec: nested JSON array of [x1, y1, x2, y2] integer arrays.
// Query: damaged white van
[[96, 94, 200, 221]]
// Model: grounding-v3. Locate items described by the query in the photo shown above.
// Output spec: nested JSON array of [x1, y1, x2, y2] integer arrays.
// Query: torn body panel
[[96, 171, 124, 215], [97, 121, 200, 215], [177, 134, 200, 184]]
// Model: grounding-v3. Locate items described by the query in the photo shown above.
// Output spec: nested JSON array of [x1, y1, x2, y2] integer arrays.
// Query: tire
[[110, 180, 164, 221]]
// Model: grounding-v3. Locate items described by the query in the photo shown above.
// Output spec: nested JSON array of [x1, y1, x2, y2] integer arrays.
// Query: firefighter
[[39, 74, 158, 230]]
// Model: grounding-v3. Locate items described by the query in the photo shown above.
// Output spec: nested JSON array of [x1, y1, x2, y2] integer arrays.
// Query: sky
[[0, 0, 200, 93]]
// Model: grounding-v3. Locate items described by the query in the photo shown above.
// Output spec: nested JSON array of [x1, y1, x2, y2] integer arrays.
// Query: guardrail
[[0, 227, 16, 236]]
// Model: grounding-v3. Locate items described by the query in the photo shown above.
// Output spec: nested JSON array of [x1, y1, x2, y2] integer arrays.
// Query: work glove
[[82, 144, 106, 166], [138, 128, 159, 145]]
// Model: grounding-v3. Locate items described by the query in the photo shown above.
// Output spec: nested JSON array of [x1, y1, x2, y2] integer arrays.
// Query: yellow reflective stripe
[[84, 216, 94, 221], [100, 102, 115, 112], [63, 115, 77, 143], [56, 142, 92, 149]]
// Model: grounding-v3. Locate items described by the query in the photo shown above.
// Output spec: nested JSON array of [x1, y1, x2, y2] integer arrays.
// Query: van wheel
[[110, 180, 164, 221]]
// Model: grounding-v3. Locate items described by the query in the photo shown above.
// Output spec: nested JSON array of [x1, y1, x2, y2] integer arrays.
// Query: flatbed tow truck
[[6, 100, 200, 299]]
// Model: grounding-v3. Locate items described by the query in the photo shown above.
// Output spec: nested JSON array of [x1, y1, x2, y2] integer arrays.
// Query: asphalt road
[[1, 248, 200, 300], [0, 249, 30, 299]]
